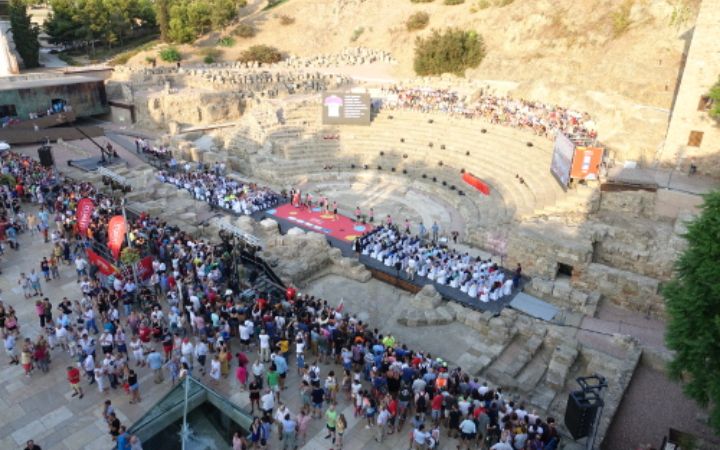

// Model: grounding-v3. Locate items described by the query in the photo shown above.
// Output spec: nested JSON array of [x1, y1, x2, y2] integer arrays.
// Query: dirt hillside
[[126, 0, 702, 160]]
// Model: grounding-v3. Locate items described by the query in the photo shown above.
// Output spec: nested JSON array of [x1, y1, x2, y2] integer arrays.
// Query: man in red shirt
[[431, 393, 444, 426], [67, 366, 84, 399]]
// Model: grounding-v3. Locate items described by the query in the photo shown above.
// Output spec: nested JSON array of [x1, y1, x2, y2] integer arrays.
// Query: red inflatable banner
[[462, 172, 491, 196], [76, 198, 95, 235], [86, 248, 119, 276], [107, 215, 127, 260]]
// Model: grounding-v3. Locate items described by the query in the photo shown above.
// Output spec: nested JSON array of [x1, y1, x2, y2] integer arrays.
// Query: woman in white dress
[[468, 283, 478, 298], [210, 355, 221, 384], [130, 336, 144, 367]]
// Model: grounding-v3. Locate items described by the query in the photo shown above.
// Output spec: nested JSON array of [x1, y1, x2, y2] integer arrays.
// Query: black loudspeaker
[[564, 391, 600, 440], [38, 146, 54, 167]]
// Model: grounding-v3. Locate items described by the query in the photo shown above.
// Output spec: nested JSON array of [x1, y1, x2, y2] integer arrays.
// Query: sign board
[[570, 146, 603, 180], [550, 133, 575, 188], [322, 92, 371, 125]]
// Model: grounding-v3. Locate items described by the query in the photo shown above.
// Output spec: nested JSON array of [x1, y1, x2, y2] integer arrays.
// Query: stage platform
[[266, 203, 373, 243], [359, 253, 518, 314], [68, 156, 124, 172]]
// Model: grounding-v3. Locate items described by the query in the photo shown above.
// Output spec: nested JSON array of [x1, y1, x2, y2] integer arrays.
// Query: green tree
[[45, 0, 79, 47], [155, 0, 170, 41], [9, 0, 40, 68], [663, 191, 720, 434], [709, 76, 720, 121], [413, 27, 485, 76]]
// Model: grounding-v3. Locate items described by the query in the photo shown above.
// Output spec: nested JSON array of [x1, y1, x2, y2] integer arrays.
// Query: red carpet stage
[[267, 204, 373, 241]]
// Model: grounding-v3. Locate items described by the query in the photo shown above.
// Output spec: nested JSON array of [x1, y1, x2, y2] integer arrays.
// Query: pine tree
[[9, 0, 40, 68], [663, 190, 720, 434], [155, 0, 170, 42]]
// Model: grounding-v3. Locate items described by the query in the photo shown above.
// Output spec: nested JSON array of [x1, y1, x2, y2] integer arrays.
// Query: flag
[[76, 198, 95, 235], [336, 298, 344, 313], [107, 215, 127, 260]]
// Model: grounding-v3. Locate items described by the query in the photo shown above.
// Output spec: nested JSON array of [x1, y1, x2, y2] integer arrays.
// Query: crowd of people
[[359, 225, 519, 302], [380, 87, 597, 142], [0, 149, 559, 450], [156, 164, 283, 216]]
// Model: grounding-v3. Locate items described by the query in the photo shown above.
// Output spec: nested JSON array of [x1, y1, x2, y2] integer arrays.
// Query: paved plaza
[[0, 190, 474, 450]]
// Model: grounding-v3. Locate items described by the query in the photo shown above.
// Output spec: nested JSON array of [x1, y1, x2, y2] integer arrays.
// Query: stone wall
[[598, 190, 657, 218], [136, 89, 246, 129], [505, 224, 593, 280], [574, 263, 665, 317]]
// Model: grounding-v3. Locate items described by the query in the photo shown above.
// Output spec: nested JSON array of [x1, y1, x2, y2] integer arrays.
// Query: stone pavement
[[0, 202, 472, 450]]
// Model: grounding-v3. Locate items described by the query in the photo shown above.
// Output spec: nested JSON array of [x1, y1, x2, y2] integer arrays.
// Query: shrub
[[410, 0, 434, 3], [279, 15, 295, 25], [612, 0, 633, 37], [238, 45, 283, 64], [350, 27, 365, 42], [444, 0, 464, 4], [477, 0, 490, 8], [234, 23, 257, 38], [263, 0, 287, 10], [708, 76, 720, 120], [413, 28, 485, 76], [199, 47, 222, 64], [145, 56, 157, 65], [217, 36, 235, 47], [496, 0, 513, 6], [406, 12, 430, 31], [159, 47, 182, 62]]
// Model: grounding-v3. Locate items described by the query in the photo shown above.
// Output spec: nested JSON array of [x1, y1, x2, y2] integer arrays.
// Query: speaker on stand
[[37, 145, 55, 168]]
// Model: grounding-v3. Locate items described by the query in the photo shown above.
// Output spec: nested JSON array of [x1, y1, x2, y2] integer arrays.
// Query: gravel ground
[[602, 362, 720, 450]]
